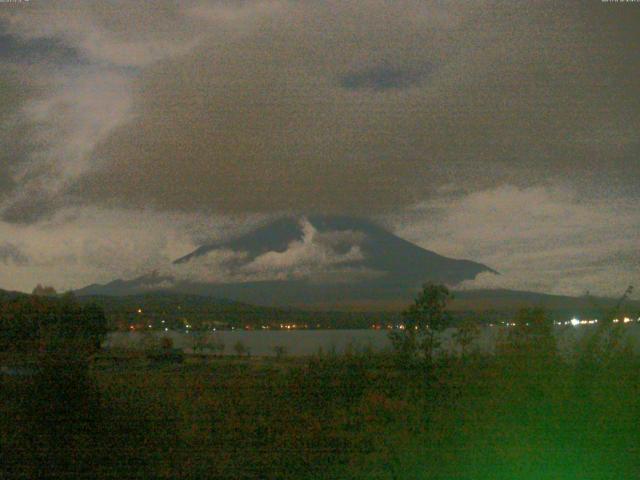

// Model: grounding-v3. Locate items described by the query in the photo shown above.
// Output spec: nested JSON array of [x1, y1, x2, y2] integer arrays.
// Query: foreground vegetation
[[1, 286, 639, 478], [2, 343, 639, 478]]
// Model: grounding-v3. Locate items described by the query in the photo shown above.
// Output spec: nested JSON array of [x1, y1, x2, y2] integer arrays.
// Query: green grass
[[1, 350, 639, 479]]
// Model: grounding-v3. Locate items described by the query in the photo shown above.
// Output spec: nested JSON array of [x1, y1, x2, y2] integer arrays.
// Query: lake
[[104, 323, 640, 357]]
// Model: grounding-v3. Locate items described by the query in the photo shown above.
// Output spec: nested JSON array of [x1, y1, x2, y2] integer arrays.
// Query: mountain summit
[[77, 216, 497, 307]]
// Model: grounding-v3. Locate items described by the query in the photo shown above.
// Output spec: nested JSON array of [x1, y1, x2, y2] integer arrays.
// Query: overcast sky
[[0, 0, 638, 297]]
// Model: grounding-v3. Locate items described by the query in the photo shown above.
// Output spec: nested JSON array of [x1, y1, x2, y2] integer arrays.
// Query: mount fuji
[[76, 216, 497, 308]]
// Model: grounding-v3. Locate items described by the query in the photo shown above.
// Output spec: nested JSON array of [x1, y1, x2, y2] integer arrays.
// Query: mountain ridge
[[72, 287, 640, 319]]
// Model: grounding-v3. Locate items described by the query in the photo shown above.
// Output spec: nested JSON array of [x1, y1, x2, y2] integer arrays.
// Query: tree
[[577, 285, 634, 368], [39, 294, 107, 356], [32, 284, 58, 297], [80, 302, 108, 350], [272, 345, 288, 359], [192, 335, 208, 354], [0, 292, 107, 355], [453, 318, 480, 358], [234, 340, 248, 357], [500, 307, 556, 360], [389, 283, 452, 365], [161, 336, 174, 350]]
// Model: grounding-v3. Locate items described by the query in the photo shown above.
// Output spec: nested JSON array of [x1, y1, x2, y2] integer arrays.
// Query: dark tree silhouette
[[453, 317, 480, 358], [234, 340, 248, 357], [503, 306, 556, 360], [32, 284, 57, 297], [273, 345, 288, 359], [389, 283, 452, 365], [0, 292, 107, 354]]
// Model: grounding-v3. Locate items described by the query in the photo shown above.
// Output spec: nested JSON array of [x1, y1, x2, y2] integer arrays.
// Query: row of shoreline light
[[127, 316, 640, 332]]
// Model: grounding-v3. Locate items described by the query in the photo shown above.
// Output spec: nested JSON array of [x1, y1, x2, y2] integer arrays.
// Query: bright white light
[[570, 318, 580, 327], [164, 327, 168, 332]]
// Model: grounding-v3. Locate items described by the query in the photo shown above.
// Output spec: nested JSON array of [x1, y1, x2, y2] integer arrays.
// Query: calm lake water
[[104, 324, 640, 357]]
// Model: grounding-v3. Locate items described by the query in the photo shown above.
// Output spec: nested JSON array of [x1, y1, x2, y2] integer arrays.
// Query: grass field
[[1, 345, 639, 479]]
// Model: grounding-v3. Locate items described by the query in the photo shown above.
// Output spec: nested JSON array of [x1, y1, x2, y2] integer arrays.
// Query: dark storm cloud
[[62, 0, 639, 216], [340, 63, 434, 91], [0, 29, 83, 66], [0, 66, 36, 206], [0, 1, 638, 218], [0, 194, 61, 225], [0, 242, 28, 266]]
